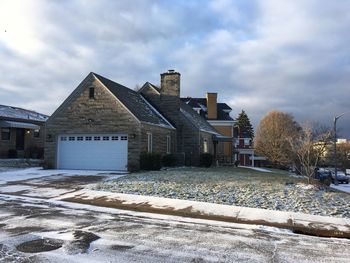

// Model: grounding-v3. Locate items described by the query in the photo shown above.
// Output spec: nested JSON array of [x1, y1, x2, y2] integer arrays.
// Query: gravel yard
[[95, 167, 350, 218]]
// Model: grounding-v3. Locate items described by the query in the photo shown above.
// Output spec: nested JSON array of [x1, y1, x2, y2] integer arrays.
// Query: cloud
[[0, 0, 349, 137]]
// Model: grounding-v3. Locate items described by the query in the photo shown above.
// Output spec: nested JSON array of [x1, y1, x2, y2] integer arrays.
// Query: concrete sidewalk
[[330, 183, 350, 194], [56, 189, 350, 239]]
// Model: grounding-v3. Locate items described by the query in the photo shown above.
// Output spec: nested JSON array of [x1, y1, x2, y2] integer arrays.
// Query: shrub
[[8, 149, 17, 158], [199, 153, 213, 167], [127, 161, 139, 172], [162, 154, 177, 167], [25, 146, 44, 159], [42, 160, 54, 169], [140, 152, 161, 170]]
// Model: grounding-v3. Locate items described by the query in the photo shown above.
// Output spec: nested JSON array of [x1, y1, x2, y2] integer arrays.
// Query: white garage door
[[57, 134, 128, 171]]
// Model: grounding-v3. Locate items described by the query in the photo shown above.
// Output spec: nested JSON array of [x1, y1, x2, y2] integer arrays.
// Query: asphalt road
[[0, 193, 350, 263]]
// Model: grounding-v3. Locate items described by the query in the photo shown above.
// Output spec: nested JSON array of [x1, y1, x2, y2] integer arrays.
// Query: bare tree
[[323, 140, 350, 171], [134, 84, 142, 91], [255, 110, 300, 167], [288, 123, 332, 183]]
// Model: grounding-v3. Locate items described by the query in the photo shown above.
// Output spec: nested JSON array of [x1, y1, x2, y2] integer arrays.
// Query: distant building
[[181, 94, 235, 164], [0, 105, 48, 158]]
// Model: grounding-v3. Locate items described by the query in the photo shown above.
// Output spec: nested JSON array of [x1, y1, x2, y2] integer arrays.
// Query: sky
[[0, 0, 350, 138]]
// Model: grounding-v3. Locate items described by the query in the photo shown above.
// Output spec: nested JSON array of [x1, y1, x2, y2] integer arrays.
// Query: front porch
[[0, 120, 44, 158]]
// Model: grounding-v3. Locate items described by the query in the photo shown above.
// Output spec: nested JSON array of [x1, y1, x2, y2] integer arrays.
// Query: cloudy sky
[[1, 0, 350, 138]]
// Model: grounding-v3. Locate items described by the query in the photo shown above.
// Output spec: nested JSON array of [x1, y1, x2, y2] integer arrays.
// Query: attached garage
[[57, 134, 128, 171]]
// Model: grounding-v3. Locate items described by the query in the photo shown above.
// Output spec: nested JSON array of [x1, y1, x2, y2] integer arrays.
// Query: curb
[[56, 190, 350, 239]]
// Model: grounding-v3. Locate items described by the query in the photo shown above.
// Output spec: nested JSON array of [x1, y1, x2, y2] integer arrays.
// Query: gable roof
[[93, 73, 174, 129], [181, 97, 233, 121], [0, 104, 48, 123], [139, 82, 160, 94], [180, 102, 220, 135]]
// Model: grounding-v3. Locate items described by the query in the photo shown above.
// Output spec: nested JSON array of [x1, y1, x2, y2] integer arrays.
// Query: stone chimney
[[159, 70, 181, 121], [206, 92, 217, 119]]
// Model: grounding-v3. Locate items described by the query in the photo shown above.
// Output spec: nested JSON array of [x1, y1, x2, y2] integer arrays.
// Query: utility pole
[[333, 111, 349, 185]]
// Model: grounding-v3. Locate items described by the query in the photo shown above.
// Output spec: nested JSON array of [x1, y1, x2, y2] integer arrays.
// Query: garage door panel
[[57, 134, 128, 171]]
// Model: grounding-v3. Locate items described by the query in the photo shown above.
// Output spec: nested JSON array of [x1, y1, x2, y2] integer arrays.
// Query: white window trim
[[147, 133, 153, 153], [203, 139, 209, 153]]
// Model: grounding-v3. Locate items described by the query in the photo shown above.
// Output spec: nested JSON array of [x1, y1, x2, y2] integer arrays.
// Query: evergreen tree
[[235, 110, 254, 138]]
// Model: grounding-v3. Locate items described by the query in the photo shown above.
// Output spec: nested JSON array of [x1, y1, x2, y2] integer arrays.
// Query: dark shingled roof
[[93, 73, 173, 129], [180, 102, 219, 135], [0, 104, 48, 122], [180, 97, 233, 121]]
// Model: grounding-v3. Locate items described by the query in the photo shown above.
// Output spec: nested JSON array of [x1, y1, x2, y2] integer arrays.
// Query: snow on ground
[[239, 166, 272, 173], [1, 193, 350, 263], [55, 189, 350, 233], [330, 183, 350, 194], [0, 167, 127, 184], [95, 167, 350, 218]]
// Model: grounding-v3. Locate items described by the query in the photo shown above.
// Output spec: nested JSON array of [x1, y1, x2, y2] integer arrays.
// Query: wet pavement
[[0, 170, 350, 262]]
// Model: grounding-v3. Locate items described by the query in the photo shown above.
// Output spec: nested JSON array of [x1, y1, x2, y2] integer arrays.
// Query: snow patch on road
[[0, 167, 127, 184]]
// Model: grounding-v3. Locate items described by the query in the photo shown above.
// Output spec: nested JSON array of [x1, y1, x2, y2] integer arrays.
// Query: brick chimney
[[206, 92, 217, 119]]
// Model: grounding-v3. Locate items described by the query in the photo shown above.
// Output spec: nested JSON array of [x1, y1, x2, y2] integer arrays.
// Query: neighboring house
[[45, 70, 221, 171], [233, 129, 255, 166], [180, 94, 235, 164], [0, 105, 48, 158]]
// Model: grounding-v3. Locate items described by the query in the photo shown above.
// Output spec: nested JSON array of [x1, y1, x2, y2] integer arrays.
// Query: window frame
[[33, 129, 40, 138], [147, 133, 153, 153], [89, 87, 95, 99], [1, 128, 10, 141], [166, 135, 171, 154]]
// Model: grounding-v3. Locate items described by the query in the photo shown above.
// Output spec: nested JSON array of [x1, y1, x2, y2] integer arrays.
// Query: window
[[103, 136, 109, 141], [1, 128, 10, 140], [121, 136, 127, 141], [203, 139, 208, 153], [111, 136, 119, 141], [34, 129, 40, 138], [234, 139, 239, 147], [85, 136, 92, 141], [147, 133, 153, 153], [77, 136, 83, 141], [60, 136, 67, 141], [94, 136, 101, 141], [166, 135, 171, 154], [89, 87, 95, 99], [244, 138, 250, 146], [69, 136, 75, 141]]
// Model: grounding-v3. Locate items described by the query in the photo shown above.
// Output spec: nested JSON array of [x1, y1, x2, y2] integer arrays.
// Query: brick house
[[0, 105, 47, 158], [45, 70, 219, 171], [181, 94, 235, 164]]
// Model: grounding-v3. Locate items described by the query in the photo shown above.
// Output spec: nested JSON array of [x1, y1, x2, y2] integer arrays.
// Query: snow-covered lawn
[[95, 167, 350, 218]]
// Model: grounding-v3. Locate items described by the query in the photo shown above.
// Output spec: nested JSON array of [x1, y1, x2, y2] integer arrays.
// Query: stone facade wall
[[140, 123, 176, 155], [159, 72, 181, 129], [45, 75, 142, 170]]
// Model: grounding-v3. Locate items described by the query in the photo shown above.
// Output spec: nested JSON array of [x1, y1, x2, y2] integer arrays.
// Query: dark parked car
[[315, 169, 349, 184], [330, 171, 349, 184]]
